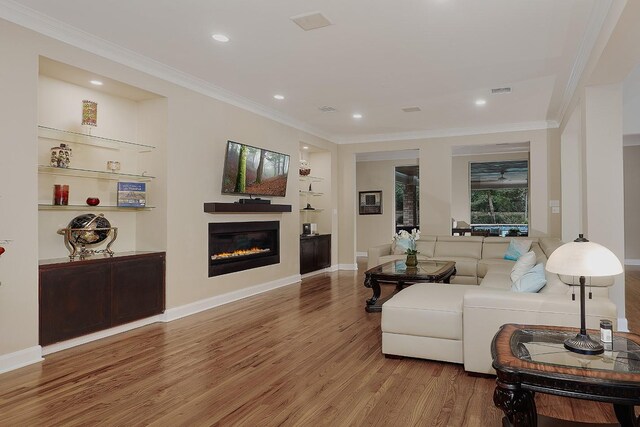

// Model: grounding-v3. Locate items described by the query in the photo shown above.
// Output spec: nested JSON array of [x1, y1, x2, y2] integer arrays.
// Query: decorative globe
[[67, 213, 112, 246]]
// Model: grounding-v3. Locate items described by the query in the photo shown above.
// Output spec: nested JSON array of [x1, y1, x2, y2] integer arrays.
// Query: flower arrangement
[[394, 228, 421, 255]]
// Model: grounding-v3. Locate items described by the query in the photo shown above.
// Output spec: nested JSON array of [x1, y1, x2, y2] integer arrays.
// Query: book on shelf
[[117, 182, 146, 207]]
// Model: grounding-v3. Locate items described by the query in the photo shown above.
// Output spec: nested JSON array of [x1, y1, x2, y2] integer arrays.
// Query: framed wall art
[[359, 190, 382, 215]]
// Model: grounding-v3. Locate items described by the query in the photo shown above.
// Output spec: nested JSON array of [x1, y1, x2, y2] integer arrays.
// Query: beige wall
[[0, 18, 337, 359], [356, 159, 418, 253], [451, 152, 530, 225], [624, 145, 640, 260], [339, 129, 560, 263]]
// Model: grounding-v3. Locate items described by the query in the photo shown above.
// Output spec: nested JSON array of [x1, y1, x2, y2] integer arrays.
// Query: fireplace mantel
[[204, 202, 292, 213]]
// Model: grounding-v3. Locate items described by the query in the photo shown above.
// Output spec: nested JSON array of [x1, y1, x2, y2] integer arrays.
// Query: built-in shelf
[[299, 175, 323, 183], [38, 125, 155, 152], [204, 202, 292, 213], [38, 165, 155, 181], [38, 204, 154, 211], [299, 190, 323, 196]]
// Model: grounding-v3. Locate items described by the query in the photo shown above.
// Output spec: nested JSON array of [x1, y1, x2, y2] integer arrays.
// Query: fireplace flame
[[211, 247, 270, 260]]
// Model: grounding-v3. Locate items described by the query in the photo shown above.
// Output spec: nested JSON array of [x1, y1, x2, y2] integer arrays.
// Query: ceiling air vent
[[491, 87, 512, 94], [402, 107, 421, 113], [318, 106, 337, 113], [291, 12, 332, 31]]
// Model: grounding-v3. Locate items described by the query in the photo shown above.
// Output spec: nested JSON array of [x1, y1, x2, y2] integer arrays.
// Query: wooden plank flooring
[[0, 262, 637, 426]]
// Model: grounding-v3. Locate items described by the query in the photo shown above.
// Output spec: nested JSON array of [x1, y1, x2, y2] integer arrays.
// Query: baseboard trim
[[42, 315, 163, 355], [0, 345, 43, 374], [301, 267, 332, 279], [625, 259, 640, 266], [356, 251, 368, 258], [161, 274, 301, 322], [338, 263, 359, 271]]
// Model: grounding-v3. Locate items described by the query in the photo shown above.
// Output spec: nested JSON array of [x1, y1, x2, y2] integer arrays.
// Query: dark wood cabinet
[[300, 234, 331, 274], [39, 252, 165, 346]]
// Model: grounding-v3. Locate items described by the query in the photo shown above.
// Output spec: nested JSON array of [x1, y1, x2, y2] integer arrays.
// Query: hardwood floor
[[0, 263, 637, 426]]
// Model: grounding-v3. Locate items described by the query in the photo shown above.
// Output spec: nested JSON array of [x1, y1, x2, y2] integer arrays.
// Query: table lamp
[[545, 234, 623, 355]]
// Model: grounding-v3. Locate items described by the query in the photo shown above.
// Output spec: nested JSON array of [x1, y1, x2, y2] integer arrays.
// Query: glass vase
[[406, 253, 418, 267]]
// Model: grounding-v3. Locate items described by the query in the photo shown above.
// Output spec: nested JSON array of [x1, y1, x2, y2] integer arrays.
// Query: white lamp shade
[[545, 240, 623, 277]]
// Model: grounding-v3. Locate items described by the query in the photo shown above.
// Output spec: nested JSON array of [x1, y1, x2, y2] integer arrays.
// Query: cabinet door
[[300, 238, 316, 274], [111, 254, 165, 326], [316, 235, 331, 269], [40, 262, 111, 346]]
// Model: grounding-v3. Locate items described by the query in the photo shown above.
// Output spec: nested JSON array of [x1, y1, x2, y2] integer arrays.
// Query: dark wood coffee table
[[491, 324, 640, 427], [364, 259, 456, 312]]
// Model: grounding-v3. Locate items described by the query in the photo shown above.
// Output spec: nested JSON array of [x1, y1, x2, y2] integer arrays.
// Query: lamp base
[[564, 333, 604, 355]]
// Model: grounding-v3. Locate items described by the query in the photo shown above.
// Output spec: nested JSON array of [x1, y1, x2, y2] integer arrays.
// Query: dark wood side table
[[491, 324, 640, 427], [363, 260, 456, 312]]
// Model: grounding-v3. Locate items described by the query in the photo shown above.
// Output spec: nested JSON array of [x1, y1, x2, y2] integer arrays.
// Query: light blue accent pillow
[[512, 263, 547, 293], [504, 239, 532, 261]]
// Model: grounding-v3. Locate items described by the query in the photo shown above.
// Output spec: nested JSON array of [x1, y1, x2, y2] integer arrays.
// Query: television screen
[[221, 141, 290, 197]]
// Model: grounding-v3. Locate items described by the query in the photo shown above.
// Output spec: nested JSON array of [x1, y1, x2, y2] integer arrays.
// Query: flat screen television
[[221, 140, 290, 197]]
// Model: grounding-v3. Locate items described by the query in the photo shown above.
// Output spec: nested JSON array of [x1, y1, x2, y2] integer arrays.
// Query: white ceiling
[[3, 0, 611, 143]]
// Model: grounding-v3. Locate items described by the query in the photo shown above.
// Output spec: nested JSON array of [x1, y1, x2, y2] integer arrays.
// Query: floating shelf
[[38, 204, 154, 211], [38, 125, 155, 152], [38, 165, 155, 181], [299, 190, 323, 196], [300, 208, 324, 212], [299, 175, 323, 183], [204, 202, 292, 213]]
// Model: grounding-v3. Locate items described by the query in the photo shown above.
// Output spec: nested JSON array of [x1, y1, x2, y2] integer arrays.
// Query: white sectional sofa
[[367, 236, 618, 374]]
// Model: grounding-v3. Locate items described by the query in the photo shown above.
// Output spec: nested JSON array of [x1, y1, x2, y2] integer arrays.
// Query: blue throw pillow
[[512, 263, 547, 293], [504, 239, 532, 261]]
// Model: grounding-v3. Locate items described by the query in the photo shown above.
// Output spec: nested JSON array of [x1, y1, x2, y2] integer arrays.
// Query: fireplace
[[208, 221, 280, 276]]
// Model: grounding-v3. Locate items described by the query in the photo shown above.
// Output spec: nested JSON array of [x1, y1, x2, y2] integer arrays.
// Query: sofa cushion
[[539, 237, 563, 258], [382, 284, 468, 340], [434, 236, 483, 259], [479, 265, 513, 290], [415, 237, 437, 258], [504, 239, 533, 260], [478, 259, 514, 278], [431, 257, 477, 278], [512, 263, 547, 293], [510, 251, 537, 282]]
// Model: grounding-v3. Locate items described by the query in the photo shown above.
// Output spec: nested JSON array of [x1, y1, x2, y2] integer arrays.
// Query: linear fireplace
[[208, 221, 280, 276]]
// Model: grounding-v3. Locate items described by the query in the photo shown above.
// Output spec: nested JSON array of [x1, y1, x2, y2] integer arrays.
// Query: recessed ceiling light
[[273, 94, 285, 100], [475, 99, 487, 106], [90, 80, 103, 86], [302, 146, 309, 150], [212, 34, 230, 42], [353, 113, 363, 119]]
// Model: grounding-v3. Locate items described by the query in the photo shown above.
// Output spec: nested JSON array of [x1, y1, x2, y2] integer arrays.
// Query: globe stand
[[58, 226, 118, 260]]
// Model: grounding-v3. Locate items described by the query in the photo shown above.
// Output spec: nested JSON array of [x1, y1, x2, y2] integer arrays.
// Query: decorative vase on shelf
[[50, 143, 72, 168], [299, 159, 311, 176], [406, 253, 418, 267]]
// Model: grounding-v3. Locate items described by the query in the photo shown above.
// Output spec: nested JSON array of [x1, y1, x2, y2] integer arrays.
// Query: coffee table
[[491, 323, 640, 427], [364, 259, 456, 312]]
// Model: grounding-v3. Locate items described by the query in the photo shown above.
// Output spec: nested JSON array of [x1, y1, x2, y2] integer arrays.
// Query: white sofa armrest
[[367, 243, 392, 269], [462, 288, 617, 374]]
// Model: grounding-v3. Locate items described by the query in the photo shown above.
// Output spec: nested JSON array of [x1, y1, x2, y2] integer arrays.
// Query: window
[[395, 165, 419, 232], [469, 160, 528, 236]]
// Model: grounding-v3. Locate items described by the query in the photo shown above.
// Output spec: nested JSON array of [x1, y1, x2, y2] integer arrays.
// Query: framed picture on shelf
[[359, 190, 382, 215]]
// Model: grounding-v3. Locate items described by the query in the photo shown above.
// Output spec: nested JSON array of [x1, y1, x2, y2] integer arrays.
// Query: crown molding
[[554, 0, 612, 125], [0, 0, 336, 143], [335, 120, 558, 145]]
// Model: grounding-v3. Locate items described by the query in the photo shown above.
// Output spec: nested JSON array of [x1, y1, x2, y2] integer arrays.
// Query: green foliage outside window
[[470, 188, 528, 224]]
